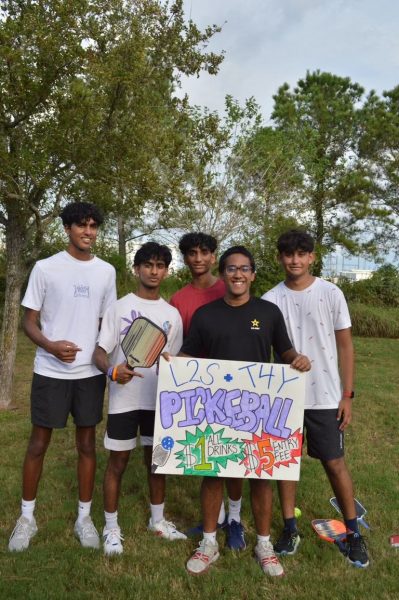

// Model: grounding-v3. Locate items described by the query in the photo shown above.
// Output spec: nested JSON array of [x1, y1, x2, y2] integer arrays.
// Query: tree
[[359, 87, 399, 258], [0, 0, 223, 409], [270, 70, 380, 274], [154, 96, 264, 249]]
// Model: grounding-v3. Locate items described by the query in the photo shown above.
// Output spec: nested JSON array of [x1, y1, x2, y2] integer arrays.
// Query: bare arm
[[280, 347, 311, 372], [93, 344, 142, 384], [335, 327, 354, 430], [23, 308, 81, 363]]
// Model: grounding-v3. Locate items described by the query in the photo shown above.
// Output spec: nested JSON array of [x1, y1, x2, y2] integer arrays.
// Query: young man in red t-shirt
[[170, 233, 245, 550]]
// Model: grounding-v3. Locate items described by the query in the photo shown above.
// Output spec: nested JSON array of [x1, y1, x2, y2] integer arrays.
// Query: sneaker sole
[[347, 557, 369, 568], [274, 537, 301, 556], [8, 529, 38, 552], [104, 548, 123, 556], [74, 532, 100, 550], [187, 551, 220, 575], [227, 540, 246, 551], [148, 526, 187, 541]]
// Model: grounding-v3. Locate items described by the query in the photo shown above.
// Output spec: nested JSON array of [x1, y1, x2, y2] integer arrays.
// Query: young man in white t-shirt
[[262, 229, 369, 568], [94, 242, 185, 556], [8, 202, 116, 552]]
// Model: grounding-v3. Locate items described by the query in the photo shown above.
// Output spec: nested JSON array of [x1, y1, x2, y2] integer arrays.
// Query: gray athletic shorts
[[303, 409, 344, 461], [31, 373, 106, 429], [104, 410, 155, 451]]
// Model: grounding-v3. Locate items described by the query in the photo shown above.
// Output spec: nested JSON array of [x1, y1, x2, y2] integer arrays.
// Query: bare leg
[[201, 477, 224, 533], [103, 450, 131, 513], [22, 425, 53, 500], [226, 478, 243, 502], [250, 479, 273, 536], [323, 457, 356, 519], [76, 426, 97, 502], [276, 480, 297, 520]]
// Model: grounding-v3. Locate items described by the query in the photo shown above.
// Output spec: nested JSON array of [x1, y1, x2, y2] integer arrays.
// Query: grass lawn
[[0, 334, 398, 600]]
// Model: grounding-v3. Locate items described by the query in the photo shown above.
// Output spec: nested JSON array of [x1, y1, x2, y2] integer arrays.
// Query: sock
[[21, 498, 36, 521], [104, 510, 119, 531], [345, 518, 359, 535], [203, 531, 217, 544], [150, 502, 164, 524], [257, 534, 270, 544], [228, 497, 242, 524], [217, 501, 226, 525], [284, 517, 297, 533], [77, 500, 92, 523]]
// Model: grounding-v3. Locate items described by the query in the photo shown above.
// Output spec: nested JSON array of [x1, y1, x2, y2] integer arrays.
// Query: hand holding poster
[[152, 356, 306, 480]]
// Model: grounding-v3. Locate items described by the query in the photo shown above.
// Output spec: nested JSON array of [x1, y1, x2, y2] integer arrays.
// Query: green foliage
[[236, 70, 398, 275], [349, 303, 399, 338], [338, 264, 399, 307]]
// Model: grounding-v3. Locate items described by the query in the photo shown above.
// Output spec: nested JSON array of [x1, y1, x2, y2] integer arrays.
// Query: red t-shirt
[[170, 279, 225, 336]]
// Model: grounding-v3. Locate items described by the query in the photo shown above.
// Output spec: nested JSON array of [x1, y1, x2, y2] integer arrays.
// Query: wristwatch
[[342, 390, 355, 399]]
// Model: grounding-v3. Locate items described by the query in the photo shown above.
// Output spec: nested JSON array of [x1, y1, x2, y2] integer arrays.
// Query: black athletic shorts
[[303, 409, 344, 461], [31, 373, 106, 429], [104, 410, 155, 451]]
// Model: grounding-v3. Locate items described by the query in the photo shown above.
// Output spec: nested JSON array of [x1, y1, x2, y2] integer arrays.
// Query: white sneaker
[[74, 516, 100, 549], [255, 540, 284, 577], [103, 526, 124, 556], [148, 518, 187, 540], [8, 516, 38, 552], [186, 538, 219, 575]]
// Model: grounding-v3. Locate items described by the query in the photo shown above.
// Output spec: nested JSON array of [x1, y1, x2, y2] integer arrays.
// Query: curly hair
[[277, 230, 314, 253], [133, 242, 172, 267], [60, 202, 104, 227], [178, 232, 217, 256]]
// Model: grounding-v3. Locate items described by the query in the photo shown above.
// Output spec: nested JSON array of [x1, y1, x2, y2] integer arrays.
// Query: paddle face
[[330, 497, 370, 529], [312, 519, 347, 543], [151, 436, 174, 472], [121, 317, 167, 369]]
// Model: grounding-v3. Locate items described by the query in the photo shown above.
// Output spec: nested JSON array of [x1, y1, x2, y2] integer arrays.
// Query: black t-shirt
[[181, 297, 293, 362]]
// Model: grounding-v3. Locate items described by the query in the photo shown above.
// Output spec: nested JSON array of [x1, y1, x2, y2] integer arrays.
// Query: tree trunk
[[0, 218, 28, 410], [117, 214, 127, 268], [313, 189, 325, 277]]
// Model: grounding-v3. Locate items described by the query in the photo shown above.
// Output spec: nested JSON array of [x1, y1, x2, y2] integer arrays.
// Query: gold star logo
[[251, 319, 259, 328]]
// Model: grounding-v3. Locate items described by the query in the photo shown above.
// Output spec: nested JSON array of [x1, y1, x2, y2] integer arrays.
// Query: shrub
[[339, 264, 399, 307], [349, 303, 399, 338]]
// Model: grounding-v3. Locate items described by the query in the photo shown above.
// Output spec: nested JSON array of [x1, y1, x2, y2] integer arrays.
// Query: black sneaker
[[274, 528, 301, 556], [346, 533, 369, 568]]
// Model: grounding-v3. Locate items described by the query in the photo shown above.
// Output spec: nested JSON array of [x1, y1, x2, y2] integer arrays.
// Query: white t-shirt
[[97, 293, 183, 414], [262, 278, 351, 409], [22, 251, 116, 379]]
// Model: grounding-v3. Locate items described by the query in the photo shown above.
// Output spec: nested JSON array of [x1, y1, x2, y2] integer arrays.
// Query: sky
[[181, 0, 399, 124]]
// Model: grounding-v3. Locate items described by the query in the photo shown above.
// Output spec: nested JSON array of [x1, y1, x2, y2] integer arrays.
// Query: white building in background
[[339, 269, 373, 282], [327, 269, 374, 284], [323, 251, 376, 282]]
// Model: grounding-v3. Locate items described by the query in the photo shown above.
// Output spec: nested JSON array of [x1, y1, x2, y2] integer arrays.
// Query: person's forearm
[[23, 315, 53, 353], [93, 346, 109, 373], [335, 329, 354, 392]]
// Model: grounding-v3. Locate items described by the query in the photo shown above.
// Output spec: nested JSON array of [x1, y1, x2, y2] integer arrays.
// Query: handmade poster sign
[[152, 356, 306, 480]]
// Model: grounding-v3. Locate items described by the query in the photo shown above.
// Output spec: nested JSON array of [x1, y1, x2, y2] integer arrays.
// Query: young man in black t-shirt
[[182, 246, 311, 577]]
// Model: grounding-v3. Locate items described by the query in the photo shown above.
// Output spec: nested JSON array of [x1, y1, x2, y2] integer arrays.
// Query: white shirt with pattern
[[262, 278, 351, 409]]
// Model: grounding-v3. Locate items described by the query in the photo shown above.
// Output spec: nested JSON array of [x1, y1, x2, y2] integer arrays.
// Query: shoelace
[[81, 520, 98, 536], [105, 528, 124, 544], [11, 519, 32, 541]]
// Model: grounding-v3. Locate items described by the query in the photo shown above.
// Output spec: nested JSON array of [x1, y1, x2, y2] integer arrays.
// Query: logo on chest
[[74, 284, 90, 298], [251, 318, 260, 330]]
